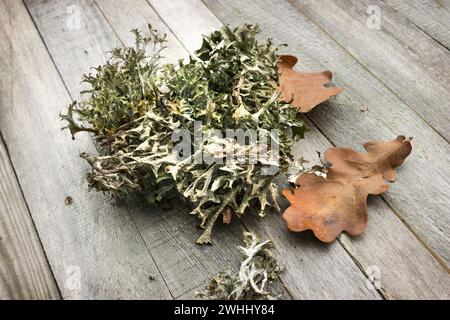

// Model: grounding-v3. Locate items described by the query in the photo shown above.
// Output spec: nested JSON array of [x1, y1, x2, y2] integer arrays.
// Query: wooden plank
[[338, 200, 450, 300], [95, 0, 188, 63], [93, 0, 261, 299], [382, 0, 450, 50], [0, 0, 172, 299], [0, 134, 61, 299], [24, 0, 264, 299], [166, 0, 450, 299], [202, 0, 450, 269], [95, 0, 288, 299], [76, 0, 379, 299], [292, 0, 450, 141], [130, 202, 276, 299], [148, 0, 220, 53], [291, 128, 450, 299], [148, 0, 383, 299]]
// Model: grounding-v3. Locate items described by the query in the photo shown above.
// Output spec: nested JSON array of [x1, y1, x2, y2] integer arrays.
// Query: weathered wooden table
[[1, 0, 449, 299]]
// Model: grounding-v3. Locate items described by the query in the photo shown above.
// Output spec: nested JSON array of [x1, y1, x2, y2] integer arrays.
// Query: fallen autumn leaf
[[277, 55, 343, 112], [283, 135, 412, 242]]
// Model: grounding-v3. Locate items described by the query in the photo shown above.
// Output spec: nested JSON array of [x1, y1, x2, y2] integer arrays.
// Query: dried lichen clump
[[164, 25, 306, 243], [197, 232, 283, 300], [62, 24, 307, 244]]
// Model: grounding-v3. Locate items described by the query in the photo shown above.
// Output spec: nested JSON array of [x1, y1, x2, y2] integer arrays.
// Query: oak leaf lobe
[[283, 136, 412, 242], [277, 55, 343, 112]]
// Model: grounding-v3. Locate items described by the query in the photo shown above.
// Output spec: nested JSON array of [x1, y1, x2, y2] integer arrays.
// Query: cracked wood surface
[[0, 0, 448, 299], [202, 0, 450, 269]]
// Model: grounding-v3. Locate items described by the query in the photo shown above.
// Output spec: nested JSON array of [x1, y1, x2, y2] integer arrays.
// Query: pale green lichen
[[197, 232, 283, 300], [61, 24, 307, 244]]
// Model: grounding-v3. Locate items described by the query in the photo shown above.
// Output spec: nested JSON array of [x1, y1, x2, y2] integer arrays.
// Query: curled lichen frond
[[197, 232, 283, 300]]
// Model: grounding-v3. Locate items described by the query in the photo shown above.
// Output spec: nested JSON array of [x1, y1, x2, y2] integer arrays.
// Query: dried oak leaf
[[282, 136, 412, 242], [277, 55, 343, 112]]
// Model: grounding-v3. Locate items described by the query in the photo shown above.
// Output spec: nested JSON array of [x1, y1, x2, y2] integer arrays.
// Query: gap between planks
[[26, 0, 382, 299], [26, 0, 176, 299], [166, 1, 448, 297], [201, 0, 450, 271], [150, 1, 446, 298], [22, 0, 283, 300], [0, 132, 61, 299], [288, 0, 450, 143], [1, 0, 173, 299], [102, 0, 385, 299], [381, 0, 450, 51]]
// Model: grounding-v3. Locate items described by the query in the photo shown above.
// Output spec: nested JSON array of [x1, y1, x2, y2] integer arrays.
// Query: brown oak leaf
[[277, 55, 343, 112], [282, 136, 412, 242]]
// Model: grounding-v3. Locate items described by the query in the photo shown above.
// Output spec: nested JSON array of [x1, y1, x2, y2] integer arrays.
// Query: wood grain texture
[[95, 0, 188, 63], [148, 0, 221, 53], [292, 128, 449, 298], [0, 134, 61, 299], [292, 0, 450, 141], [25, 0, 274, 300], [203, 0, 450, 269], [200, 0, 450, 298], [8, 0, 447, 299], [149, 0, 386, 300], [0, 0, 171, 299], [90, 0, 379, 299], [382, 0, 450, 50], [94, 1, 261, 298]]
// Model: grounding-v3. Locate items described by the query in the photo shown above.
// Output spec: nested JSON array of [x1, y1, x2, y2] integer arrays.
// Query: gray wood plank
[[155, 0, 450, 299], [24, 0, 266, 300], [248, 120, 449, 299], [0, 0, 171, 299], [89, 0, 379, 299], [0, 134, 61, 299], [292, 0, 450, 141], [93, 0, 261, 299], [95, 0, 188, 63], [172, 0, 450, 299], [203, 0, 450, 269], [291, 123, 450, 299], [148, 0, 386, 299], [382, 0, 450, 50], [95, 0, 292, 299], [148, 0, 221, 53]]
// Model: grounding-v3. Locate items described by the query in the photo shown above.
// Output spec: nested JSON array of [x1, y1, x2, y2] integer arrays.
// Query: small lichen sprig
[[197, 232, 283, 300]]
